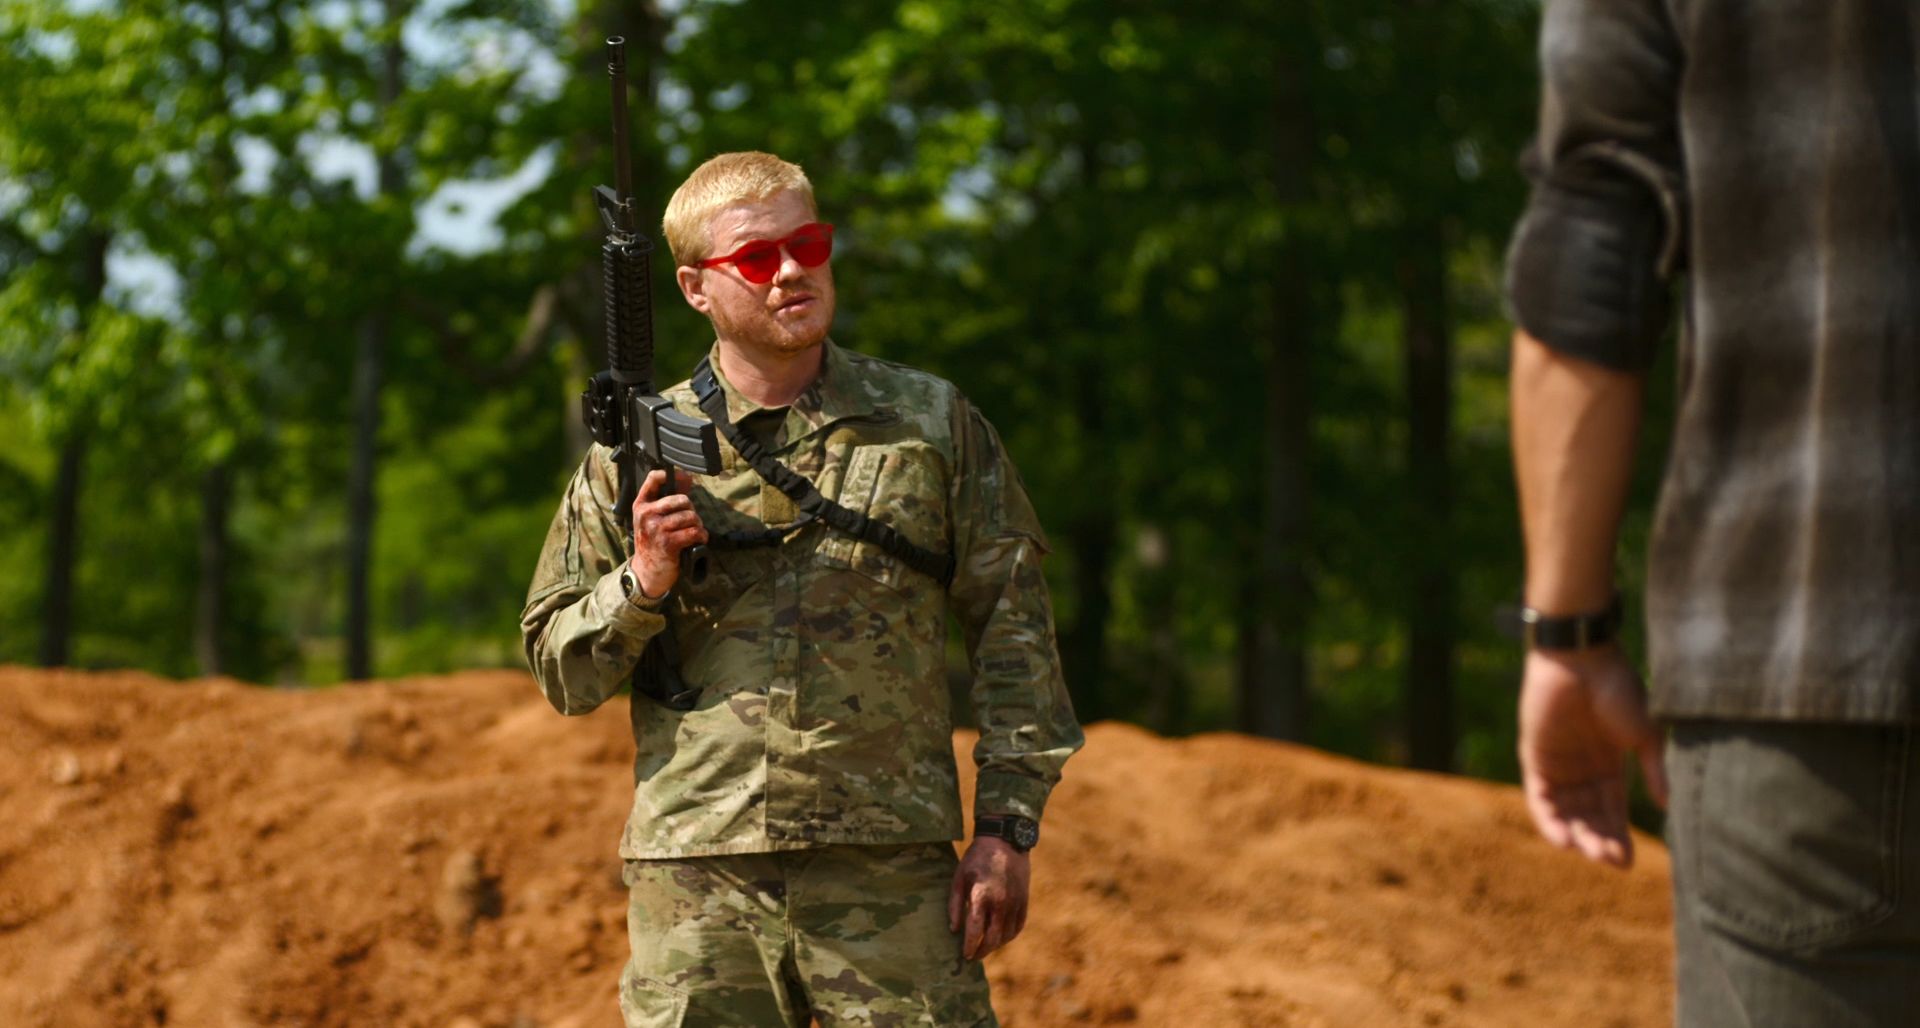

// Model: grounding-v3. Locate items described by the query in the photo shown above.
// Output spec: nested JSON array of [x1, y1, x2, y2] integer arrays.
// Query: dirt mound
[[0, 668, 1670, 1027]]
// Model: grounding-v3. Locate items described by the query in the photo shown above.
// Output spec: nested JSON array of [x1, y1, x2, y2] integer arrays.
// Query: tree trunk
[[619, 2, 666, 211], [345, 1, 406, 681], [38, 433, 86, 668], [1240, 258, 1313, 740], [1137, 526, 1186, 733], [1400, 224, 1455, 771], [39, 229, 110, 669], [192, 2, 242, 681], [195, 460, 232, 677], [1062, 511, 1115, 721], [1058, 364, 1115, 719], [1240, 46, 1314, 741], [346, 314, 385, 681]]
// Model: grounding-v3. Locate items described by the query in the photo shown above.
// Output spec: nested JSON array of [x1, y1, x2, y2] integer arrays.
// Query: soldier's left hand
[[948, 836, 1030, 961]]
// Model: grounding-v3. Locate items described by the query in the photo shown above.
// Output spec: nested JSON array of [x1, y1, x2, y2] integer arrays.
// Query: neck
[[715, 339, 825, 408]]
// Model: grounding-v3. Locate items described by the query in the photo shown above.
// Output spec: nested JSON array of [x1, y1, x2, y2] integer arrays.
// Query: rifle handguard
[[602, 236, 654, 387]]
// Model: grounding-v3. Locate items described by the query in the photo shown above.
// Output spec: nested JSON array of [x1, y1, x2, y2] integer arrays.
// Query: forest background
[[0, 0, 1677, 784]]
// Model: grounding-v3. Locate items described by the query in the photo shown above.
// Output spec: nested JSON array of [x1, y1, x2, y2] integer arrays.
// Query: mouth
[[774, 295, 816, 316]]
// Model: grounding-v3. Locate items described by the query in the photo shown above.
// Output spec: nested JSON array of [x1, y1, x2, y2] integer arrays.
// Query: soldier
[[520, 150, 1083, 1027]]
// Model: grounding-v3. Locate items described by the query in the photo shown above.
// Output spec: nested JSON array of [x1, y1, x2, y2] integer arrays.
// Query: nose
[[772, 248, 808, 286]]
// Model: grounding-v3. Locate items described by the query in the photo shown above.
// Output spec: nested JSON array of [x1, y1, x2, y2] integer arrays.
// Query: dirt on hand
[[0, 668, 1671, 1027]]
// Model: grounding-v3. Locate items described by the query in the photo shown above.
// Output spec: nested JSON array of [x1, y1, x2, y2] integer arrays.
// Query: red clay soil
[[0, 668, 1672, 1027]]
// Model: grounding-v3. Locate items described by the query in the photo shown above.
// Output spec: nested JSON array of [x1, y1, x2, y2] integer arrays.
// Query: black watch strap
[[1517, 594, 1623, 651], [974, 814, 1039, 852]]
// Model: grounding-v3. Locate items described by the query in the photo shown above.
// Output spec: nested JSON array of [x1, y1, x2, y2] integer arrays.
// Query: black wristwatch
[[1515, 594, 1623, 651], [974, 814, 1040, 853]]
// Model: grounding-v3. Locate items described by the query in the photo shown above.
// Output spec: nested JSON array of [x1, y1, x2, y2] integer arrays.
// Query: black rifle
[[580, 36, 722, 707]]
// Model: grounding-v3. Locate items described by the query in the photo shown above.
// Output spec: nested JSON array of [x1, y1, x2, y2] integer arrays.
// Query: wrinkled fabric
[[618, 844, 996, 1028], [1506, 0, 1920, 721], [522, 340, 1084, 858], [1667, 722, 1920, 1026]]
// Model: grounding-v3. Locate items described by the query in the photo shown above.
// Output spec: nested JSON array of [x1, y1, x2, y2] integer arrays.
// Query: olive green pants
[[618, 842, 996, 1028], [1667, 721, 1920, 1027]]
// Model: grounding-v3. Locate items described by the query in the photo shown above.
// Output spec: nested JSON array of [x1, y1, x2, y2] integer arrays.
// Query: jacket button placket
[[763, 552, 808, 840]]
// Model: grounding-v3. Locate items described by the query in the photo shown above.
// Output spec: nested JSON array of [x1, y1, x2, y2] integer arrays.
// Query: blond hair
[[662, 151, 816, 266]]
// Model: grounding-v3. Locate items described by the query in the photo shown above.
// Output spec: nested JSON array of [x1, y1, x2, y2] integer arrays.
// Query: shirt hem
[[1652, 681, 1915, 724], [618, 828, 963, 861]]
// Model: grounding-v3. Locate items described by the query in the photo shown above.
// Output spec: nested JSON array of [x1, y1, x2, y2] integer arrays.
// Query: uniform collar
[[703, 339, 878, 443]]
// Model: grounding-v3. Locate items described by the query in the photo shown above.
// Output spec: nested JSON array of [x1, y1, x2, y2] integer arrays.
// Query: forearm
[[520, 449, 664, 716], [946, 397, 1083, 819], [959, 537, 1084, 821], [1510, 328, 1645, 614], [520, 569, 664, 716]]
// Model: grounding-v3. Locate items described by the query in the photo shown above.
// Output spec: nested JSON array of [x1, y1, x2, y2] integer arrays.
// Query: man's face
[[676, 189, 836, 359]]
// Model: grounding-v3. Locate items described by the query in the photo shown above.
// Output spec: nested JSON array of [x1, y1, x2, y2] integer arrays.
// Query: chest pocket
[[817, 446, 951, 594]]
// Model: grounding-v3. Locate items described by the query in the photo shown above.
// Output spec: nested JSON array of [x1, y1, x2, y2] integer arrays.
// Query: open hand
[[1518, 644, 1668, 869], [948, 836, 1030, 960], [629, 469, 707, 598]]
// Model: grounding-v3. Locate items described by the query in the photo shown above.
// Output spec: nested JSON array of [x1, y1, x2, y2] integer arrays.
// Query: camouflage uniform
[[619, 844, 991, 1027], [521, 341, 1083, 1026]]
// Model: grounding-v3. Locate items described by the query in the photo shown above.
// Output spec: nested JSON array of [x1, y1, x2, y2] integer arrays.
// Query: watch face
[[1012, 819, 1040, 850]]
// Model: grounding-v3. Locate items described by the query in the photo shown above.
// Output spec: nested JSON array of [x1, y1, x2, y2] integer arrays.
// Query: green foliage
[[0, 0, 1679, 788]]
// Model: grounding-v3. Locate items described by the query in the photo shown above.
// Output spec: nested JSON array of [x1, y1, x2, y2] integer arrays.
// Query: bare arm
[[1505, 0, 1685, 869], [1510, 329, 1667, 869], [1511, 329, 1643, 616]]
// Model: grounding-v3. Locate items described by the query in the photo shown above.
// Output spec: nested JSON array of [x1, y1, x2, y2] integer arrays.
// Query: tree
[[0, 2, 166, 666], [1326, 0, 1535, 768], [298, 0, 567, 679]]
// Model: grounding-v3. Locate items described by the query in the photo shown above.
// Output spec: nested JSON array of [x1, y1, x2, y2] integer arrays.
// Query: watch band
[[1517, 594, 1623, 651], [620, 564, 666, 607], [974, 814, 1039, 852]]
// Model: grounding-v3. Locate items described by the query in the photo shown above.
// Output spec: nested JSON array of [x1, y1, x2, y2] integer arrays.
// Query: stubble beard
[[719, 292, 833, 362]]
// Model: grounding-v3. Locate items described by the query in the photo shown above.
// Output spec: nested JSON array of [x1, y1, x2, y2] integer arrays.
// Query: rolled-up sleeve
[[519, 447, 666, 716], [1504, 0, 1685, 372], [946, 399, 1084, 825]]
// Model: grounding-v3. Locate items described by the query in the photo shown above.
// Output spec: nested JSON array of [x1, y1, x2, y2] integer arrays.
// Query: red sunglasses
[[695, 222, 835, 284]]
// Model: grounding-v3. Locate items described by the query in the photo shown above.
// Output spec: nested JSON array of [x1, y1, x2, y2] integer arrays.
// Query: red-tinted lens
[[787, 226, 833, 267], [731, 243, 782, 284], [703, 224, 834, 282]]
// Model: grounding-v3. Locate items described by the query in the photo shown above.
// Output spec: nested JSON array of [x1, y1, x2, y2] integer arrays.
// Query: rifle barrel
[[606, 37, 634, 232]]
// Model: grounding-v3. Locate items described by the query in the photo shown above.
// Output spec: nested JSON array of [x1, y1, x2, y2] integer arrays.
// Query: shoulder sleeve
[[519, 448, 667, 716], [946, 396, 1083, 824], [1504, 0, 1685, 371]]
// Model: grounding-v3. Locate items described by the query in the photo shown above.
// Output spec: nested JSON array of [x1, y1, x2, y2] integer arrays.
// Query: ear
[[675, 265, 711, 314]]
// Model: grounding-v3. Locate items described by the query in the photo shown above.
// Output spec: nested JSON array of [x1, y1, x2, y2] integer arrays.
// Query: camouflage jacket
[[520, 341, 1084, 859]]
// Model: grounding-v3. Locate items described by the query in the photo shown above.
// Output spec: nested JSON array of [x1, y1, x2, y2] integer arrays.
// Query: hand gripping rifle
[[580, 36, 722, 708]]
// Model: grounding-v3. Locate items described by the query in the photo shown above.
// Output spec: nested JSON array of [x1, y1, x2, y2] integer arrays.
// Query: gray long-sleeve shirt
[[1506, 0, 1920, 721]]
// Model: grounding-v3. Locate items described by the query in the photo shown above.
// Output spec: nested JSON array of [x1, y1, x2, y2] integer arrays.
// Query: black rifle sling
[[692, 359, 956, 589], [636, 623, 699, 710], [706, 512, 808, 550]]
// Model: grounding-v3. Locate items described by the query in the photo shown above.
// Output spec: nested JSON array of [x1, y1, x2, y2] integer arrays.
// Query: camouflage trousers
[[618, 842, 997, 1028]]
